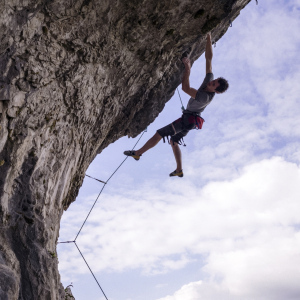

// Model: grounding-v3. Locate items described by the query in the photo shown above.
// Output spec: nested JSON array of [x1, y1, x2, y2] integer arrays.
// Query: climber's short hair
[[216, 77, 229, 93]]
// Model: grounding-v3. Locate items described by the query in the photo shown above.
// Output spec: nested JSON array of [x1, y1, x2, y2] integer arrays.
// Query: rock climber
[[124, 33, 229, 177]]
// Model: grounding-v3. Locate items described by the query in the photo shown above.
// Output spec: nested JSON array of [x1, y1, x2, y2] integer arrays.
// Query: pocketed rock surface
[[0, 0, 250, 299]]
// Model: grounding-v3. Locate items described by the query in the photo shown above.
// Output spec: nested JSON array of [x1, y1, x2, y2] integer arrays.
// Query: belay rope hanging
[[177, 87, 185, 112], [58, 131, 146, 300]]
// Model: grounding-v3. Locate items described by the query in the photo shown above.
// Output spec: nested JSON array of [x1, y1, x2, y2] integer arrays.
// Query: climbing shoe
[[169, 170, 183, 177], [124, 150, 141, 161]]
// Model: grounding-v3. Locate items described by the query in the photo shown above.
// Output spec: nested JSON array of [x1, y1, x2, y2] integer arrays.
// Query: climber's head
[[206, 77, 229, 94]]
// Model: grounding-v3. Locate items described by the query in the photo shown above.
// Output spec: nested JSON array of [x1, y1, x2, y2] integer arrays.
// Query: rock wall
[[0, 0, 250, 299]]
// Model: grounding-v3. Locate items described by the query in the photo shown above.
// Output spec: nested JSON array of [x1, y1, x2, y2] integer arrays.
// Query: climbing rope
[[176, 87, 185, 112], [58, 130, 146, 300], [74, 242, 109, 300]]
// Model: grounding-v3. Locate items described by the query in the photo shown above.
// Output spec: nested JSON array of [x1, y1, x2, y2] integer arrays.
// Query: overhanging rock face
[[0, 0, 250, 299]]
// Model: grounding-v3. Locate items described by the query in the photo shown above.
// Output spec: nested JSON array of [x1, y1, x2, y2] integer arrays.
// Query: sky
[[57, 1, 300, 299]]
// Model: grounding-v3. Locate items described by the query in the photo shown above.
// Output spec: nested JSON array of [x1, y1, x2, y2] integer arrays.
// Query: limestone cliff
[[0, 0, 250, 299]]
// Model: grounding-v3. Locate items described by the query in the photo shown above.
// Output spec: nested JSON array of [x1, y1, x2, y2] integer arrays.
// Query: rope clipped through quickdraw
[[175, 88, 186, 147], [176, 87, 185, 112], [85, 174, 107, 184], [57, 241, 75, 244]]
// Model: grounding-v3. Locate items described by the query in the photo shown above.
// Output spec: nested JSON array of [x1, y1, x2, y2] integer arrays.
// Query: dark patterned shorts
[[157, 113, 204, 144]]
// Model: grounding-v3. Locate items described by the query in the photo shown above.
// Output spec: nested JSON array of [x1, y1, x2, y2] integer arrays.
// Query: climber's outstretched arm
[[205, 33, 213, 74], [181, 57, 197, 99]]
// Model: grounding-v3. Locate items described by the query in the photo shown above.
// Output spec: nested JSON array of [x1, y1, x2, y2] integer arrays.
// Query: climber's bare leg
[[170, 141, 182, 172], [135, 132, 162, 156]]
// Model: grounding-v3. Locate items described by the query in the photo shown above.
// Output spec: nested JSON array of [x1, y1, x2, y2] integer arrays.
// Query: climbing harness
[[171, 88, 204, 147], [186, 112, 205, 130], [58, 130, 146, 300]]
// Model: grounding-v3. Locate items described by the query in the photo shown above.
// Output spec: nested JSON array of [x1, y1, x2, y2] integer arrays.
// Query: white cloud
[[205, 230, 300, 299], [59, 157, 300, 300], [156, 280, 235, 300], [158, 230, 300, 300]]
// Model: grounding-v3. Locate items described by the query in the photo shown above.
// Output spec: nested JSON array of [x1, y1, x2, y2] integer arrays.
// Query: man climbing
[[124, 33, 229, 177]]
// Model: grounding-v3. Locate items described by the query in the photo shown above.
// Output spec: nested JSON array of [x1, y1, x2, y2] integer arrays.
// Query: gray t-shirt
[[185, 73, 215, 115]]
